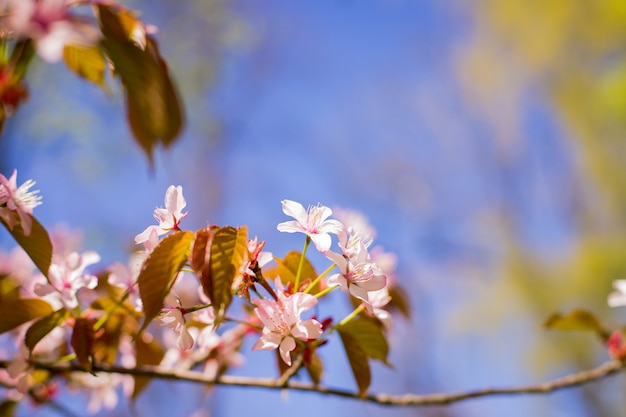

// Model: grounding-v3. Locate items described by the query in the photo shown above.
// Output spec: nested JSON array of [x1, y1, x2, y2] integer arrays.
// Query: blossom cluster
[[0, 176, 403, 414]]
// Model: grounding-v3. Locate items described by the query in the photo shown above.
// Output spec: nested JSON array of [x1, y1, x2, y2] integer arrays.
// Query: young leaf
[[203, 226, 248, 322], [138, 231, 194, 333], [98, 5, 184, 163], [266, 251, 318, 292], [0, 214, 52, 278], [544, 309, 609, 338], [190, 227, 214, 280], [133, 332, 164, 400], [63, 45, 107, 86], [71, 318, 95, 371], [24, 308, 69, 352], [0, 298, 54, 334], [339, 317, 391, 366], [338, 328, 371, 397], [304, 348, 324, 385]]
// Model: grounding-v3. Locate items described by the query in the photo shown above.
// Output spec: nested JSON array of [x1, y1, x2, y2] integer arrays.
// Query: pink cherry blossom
[[277, 200, 343, 252], [325, 242, 387, 307], [0, 169, 42, 235], [3, 0, 98, 62], [333, 207, 376, 257], [252, 279, 323, 365], [160, 305, 194, 350], [608, 279, 626, 308], [107, 258, 143, 312], [34, 250, 100, 309], [135, 185, 187, 244]]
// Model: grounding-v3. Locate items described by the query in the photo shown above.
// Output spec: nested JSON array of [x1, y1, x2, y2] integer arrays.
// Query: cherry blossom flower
[[69, 372, 130, 414], [107, 258, 143, 311], [608, 279, 626, 307], [364, 288, 392, 329], [325, 242, 387, 308], [333, 207, 376, 257], [277, 200, 343, 253], [3, 0, 98, 62], [160, 303, 194, 350], [6, 347, 32, 394], [34, 250, 100, 309], [252, 279, 323, 365], [0, 169, 42, 235], [135, 185, 187, 244], [198, 326, 245, 379]]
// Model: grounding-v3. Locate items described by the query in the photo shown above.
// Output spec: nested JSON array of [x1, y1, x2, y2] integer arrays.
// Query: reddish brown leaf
[[71, 318, 95, 371]]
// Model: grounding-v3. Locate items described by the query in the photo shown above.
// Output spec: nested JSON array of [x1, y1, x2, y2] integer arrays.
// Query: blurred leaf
[[63, 45, 107, 86], [71, 318, 95, 371], [305, 348, 323, 385], [98, 5, 184, 163], [266, 251, 318, 292], [388, 285, 411, 319], [0, 400, 17, 417], [24, 308, 69, 352], [92, 311, 126, 364], [9, 39, 34, 80], [138, 231, 194, 333], [202, 226, 248, 323], [338, 327, 371, 397], [0, 298, 53, 334], [0, 277, 21, 303], [544, 309, 609, 338], [133, 332, 164, 400], [1, 214, 52, 278]]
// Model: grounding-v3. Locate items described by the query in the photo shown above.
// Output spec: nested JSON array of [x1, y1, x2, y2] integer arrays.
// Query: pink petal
[[310, 233, 332, 252], [277, 220, 304, 234], [281, 200, 307, 224], [279, 336, 296, 365]]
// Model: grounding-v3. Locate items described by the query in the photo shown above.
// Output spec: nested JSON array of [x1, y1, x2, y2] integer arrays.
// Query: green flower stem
[[184, 304, 212, 314], [315, 284, 340, 299], [304, 263, 336, 294], [337, 304, 366, 327], [294, 236, 311, 291], [224, 316, 263, 331]]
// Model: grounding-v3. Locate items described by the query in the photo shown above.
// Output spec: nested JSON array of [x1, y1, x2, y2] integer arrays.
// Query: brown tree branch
[[0, 359, 623, 407]]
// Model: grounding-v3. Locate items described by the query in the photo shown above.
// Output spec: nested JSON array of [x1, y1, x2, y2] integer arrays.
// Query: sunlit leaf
[[63, 45, 106, 86], [138, 231, 194, 333], [71, 318, 95, 371], [1, 214, 52, 278], [0, 277, 21, 303], [190, 226, 215, 280], [203, 226, 248, 322], [338, 327, 371, 397], [266, 251, 318, 292], [0, 298, 54, 334], [98, 5, 184, 163], [133, 331, 164, 400], [24, 308, 69, 352], [544, 309, 608, 338]]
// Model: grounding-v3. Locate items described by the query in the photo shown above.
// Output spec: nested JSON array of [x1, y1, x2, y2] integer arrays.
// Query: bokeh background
[[2, 0, 626, 416]]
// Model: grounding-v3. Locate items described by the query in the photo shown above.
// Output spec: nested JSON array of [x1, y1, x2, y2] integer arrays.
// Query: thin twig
[[0, 359, 623, 406]]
